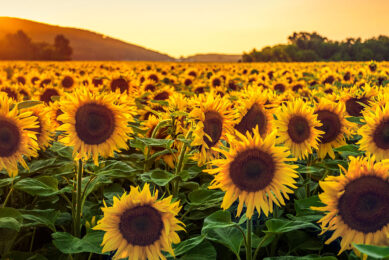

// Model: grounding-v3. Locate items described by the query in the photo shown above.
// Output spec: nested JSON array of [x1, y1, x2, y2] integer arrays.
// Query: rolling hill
[[0, 17, 174, 61]]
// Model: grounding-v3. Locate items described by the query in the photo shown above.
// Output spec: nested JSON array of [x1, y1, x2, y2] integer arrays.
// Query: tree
[[243, 31, 389, 62], [53, 35, 73, 60], [0, 31, 73, 60]]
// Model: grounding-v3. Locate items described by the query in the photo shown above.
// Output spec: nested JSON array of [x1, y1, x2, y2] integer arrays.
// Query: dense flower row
[[0, 61, 388, 259]]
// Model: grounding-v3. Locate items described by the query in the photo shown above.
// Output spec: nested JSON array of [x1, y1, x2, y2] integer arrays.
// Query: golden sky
[[1, 0, 388, 58]]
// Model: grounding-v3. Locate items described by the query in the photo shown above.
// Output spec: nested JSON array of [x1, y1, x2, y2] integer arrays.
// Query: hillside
[[182, 53, 242, 62], [0, 17, 174, 61]]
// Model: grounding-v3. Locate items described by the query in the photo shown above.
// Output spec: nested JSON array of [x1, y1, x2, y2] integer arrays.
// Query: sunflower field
[[0, 61, 389, 260]]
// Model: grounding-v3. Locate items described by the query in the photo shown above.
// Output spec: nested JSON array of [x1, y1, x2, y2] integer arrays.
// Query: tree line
[[242, 32, 389, 62], [0, 30, 72, 60]]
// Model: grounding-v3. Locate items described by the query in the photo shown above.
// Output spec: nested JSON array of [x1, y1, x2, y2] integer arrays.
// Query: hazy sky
[[1, 0, 388, 58]]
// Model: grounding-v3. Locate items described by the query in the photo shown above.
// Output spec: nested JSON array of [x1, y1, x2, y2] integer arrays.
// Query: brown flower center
[[322, 75, 335, 85], [154, 91, 169, 101], [203, 111, 223, 148], [75, 103, 115, 145], [230, 148, 275, 192], [17, 76, 26, 85], [1, 88, 18, 100], [62, 76, 74, 89], [373, 119, 389, 150], [92, 78, 103, 87], [40, 88, 59, 104], [315, 110, 341, 144], [144, 84, 156, 92], [345, 97, 369, 117], [338, 176, 389, 233], [0, 118, 20, 157], [274, 83, 285, 93], [235, 103, 267, 136], [119, 205, 163, 246], [212, 78, 221, 87], [40, 79, 51, 88], [287, 116, 311, 143], [110, 78, 129, 93], [292, 84, 303, 92]]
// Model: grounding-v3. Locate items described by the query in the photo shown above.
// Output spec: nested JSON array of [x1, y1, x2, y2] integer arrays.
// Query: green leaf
[[173, 235, 206, 256], [141, 169, 176, 186], [205, 226, 243, 256], [0, 217, 21, 231], [17, 100, 42, 110], [353, 244, 389, 259], [20, 209, 59, 231], [49, 142, 73, 159], [265, 219, 319, 234], [171, 111, 188, 117], [96, 160, 137, 179], [138, 137, 174, 148], [346, 116, 364, 125], [0, 177, 15, 188], [52, 231, 107, 254], [294, 196, 324, 216], [334, 144, 364, 157], [188, 189, 223, 205], [14, 176, 59, 197], [24, 158, 57, 173], [179, 240, 217, 260], [0, 207, 23, 232], [202, 210, 235, 234]]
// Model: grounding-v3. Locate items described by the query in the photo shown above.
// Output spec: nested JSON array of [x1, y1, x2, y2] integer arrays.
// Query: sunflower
[[321, 73, 337, 85], [35, 85, 63, 105], [291, 80, 305, 93], [93, 183, 184, 260], [145, 71, 161, 83], [18, 86, 31, 101], [110, 76, 130, 93], [28, 71, 41, 86], [272, 81, 288, 94], [275, 99, 324, 159], [314, 99, 352, 159], [234, 87, 273, 137], [340, 85, 377, 117], [206, 127, 298, 219], [1, 85, 20, 101], [312, 156, 389, 255], [0, 93, 39, 177], [141, 79, 158, 93], [358, 104, 389, 160], [48, 100, 64, 129], [60, 74, 76, 91], [190, 93, 236, 165], [13, 73, 27, 86], [23, 104, 53, 150], [57, 88, 133, 165], [209, 74, 224, 88], [152, 86, 175, 101]]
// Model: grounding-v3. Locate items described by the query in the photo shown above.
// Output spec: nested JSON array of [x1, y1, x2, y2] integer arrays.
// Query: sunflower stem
[[246, 218, 252, 260], [173, 130, 193, 196], [253, 233, 271, 260], [2, 186, 13, 208], [74, 159, 83, 238], [29, 227, 36, 252]]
